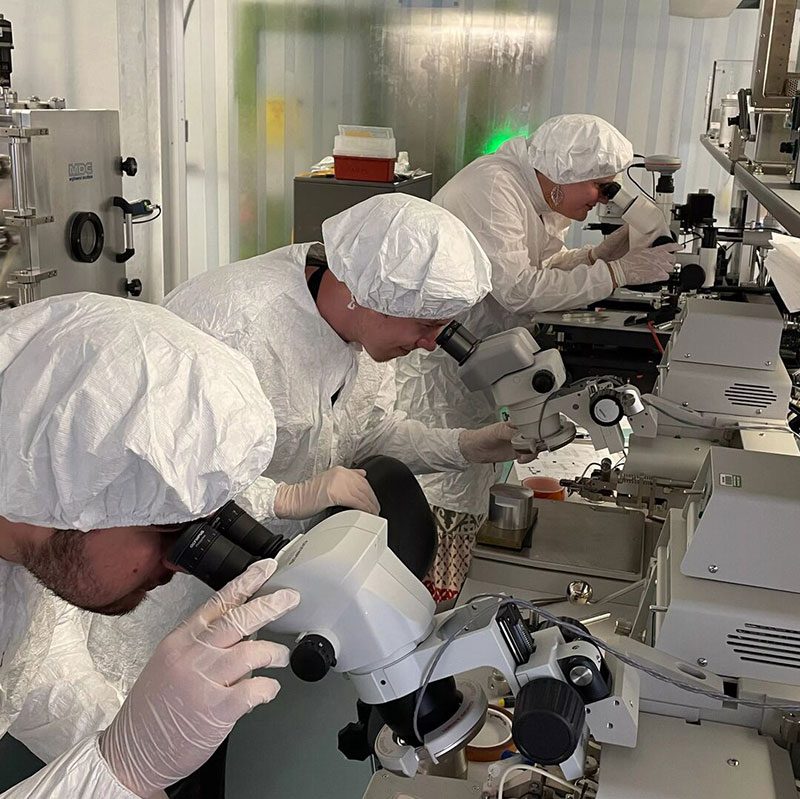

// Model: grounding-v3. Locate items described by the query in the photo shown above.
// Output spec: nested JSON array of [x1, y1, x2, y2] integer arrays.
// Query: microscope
[[598, 167, 714, 292], [170, 504, 639, 781], [434, 319, 656, 459]]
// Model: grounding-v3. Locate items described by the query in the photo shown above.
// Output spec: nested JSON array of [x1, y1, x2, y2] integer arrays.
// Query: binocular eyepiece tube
[[435, 321, 481, 366], [169, 501, 289, 590]]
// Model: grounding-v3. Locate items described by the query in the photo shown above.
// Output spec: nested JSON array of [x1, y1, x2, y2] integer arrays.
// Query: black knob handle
[[780, 141, 795, 154], [512, 677, 585, 766], [126, 278, 143, 297], [531, 369, 556, 394], [337, 721, 372, 761], [678, 263, 706, 291], [589, 390, 624, 427], [291, 634, 337, 682], [337, 700, 377, 761], [120, 156, 138, 177], [727, 115, 740, 127]]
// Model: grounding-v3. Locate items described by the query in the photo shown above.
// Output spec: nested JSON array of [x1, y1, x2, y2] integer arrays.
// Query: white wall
[[0, 0, 119, 107]]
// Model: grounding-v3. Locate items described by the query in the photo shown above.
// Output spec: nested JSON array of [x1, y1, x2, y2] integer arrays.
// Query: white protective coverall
[[164, 228, 490, 538], [0, 292, 277, 797], [395, 126, 633, 517]]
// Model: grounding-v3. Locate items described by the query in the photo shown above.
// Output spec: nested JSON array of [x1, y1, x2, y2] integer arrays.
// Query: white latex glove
[[607, 242, 677, 287], [100, 559, 299, 799], [274, 466, 380, 519], [590, 224, 630, 263], [458, 421, 521, 463]]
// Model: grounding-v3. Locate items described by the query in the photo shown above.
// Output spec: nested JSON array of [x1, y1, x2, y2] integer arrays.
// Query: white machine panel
[[681, 448, 800, 594], [664, 298, 785, 372], [659, 510, 800, 685], [596, 713, 796, 799]]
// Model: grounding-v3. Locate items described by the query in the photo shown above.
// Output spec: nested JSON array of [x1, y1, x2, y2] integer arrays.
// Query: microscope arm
[[349, 598, 639, 780], [437, 322, 657, 456]]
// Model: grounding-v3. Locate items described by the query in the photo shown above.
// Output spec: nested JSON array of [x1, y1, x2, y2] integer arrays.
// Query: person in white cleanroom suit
[[395, 114, 678, 603], [165, 193, 528, 539], [0, 292, 299, 798]]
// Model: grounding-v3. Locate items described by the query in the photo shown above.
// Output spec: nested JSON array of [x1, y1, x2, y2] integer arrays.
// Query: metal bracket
[[751, 0, 797, 109], [0, 126, 49, 139], [8, 269, 57, 285], [2, 212, 54, 226]]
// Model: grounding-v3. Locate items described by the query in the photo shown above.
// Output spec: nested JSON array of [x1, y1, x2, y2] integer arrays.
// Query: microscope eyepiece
[[169, 501, 289, 590], [436, 321, 481, 365], [598, 181, 621, 201]]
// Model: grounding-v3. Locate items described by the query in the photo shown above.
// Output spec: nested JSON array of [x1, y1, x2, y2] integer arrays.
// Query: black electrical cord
[[625, 164, 654, 199], [132, 205, 162, 225]]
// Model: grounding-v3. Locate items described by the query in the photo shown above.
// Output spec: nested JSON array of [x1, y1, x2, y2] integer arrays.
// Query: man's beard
[[19, 530, 142, 616]]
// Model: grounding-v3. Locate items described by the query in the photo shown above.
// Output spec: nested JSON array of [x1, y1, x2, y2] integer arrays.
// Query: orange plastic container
[[521, 476, 567, 501], [334, 154, 395, 182]]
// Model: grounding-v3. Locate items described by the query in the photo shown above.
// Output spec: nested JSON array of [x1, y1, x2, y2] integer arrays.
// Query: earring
[[550, 184, 564, 207], [347, 294, 357, 310]]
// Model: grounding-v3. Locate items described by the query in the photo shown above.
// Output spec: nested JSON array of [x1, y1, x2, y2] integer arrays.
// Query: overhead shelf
[[701, 134, 800, 237]]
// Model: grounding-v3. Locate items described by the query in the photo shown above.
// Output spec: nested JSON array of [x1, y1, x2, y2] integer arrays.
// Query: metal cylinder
[[8, 136, 29, 216], [488, 484, 535, 532], [718, 96, 739, 147]]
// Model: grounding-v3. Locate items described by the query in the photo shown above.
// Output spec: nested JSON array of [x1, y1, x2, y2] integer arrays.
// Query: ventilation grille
[[727, 623, 800, 669], [724, 383, 778, 409]]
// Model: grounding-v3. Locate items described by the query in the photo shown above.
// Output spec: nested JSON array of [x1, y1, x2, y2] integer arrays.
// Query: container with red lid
[[333, 126, 397, 183]]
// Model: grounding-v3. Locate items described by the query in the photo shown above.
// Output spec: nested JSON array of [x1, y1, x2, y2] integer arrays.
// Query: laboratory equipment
[[293, 173, 433, 243], [433, 318, 654, 459], [171, 506, 638, 782], [0, 14, 152, 308]]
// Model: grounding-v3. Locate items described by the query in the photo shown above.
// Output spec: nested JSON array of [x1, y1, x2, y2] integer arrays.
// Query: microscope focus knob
[[512, 677, 585, 765], [589, 390, 624, 427], [531, 369, 556, 394], [290, 634, 337, 682]]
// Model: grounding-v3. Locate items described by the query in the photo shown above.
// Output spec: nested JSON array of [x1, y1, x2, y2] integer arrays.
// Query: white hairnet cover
[[527, 114, 634, 184], [0, 292, 277, 531], [322, 194, 492, 319]]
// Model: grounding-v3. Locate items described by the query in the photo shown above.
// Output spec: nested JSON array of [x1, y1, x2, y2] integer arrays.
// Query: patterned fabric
[[423, 506, 485, 603]]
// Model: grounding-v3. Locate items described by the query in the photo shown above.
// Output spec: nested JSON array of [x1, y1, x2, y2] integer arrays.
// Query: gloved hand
[[100, 559, 299, 799], [274, 466, 380, 519], [459, 421, 523, 464], [590, 224, 630, 263], [607, 242, 677, 287]]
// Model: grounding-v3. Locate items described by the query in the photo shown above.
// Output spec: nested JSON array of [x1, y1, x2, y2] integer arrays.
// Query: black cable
[[132, 205, 162, 225], [625, 165, 654, 199]]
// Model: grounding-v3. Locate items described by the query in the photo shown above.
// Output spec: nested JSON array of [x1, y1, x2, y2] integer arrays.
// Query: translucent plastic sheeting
[[182, 0, 761, 278]]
